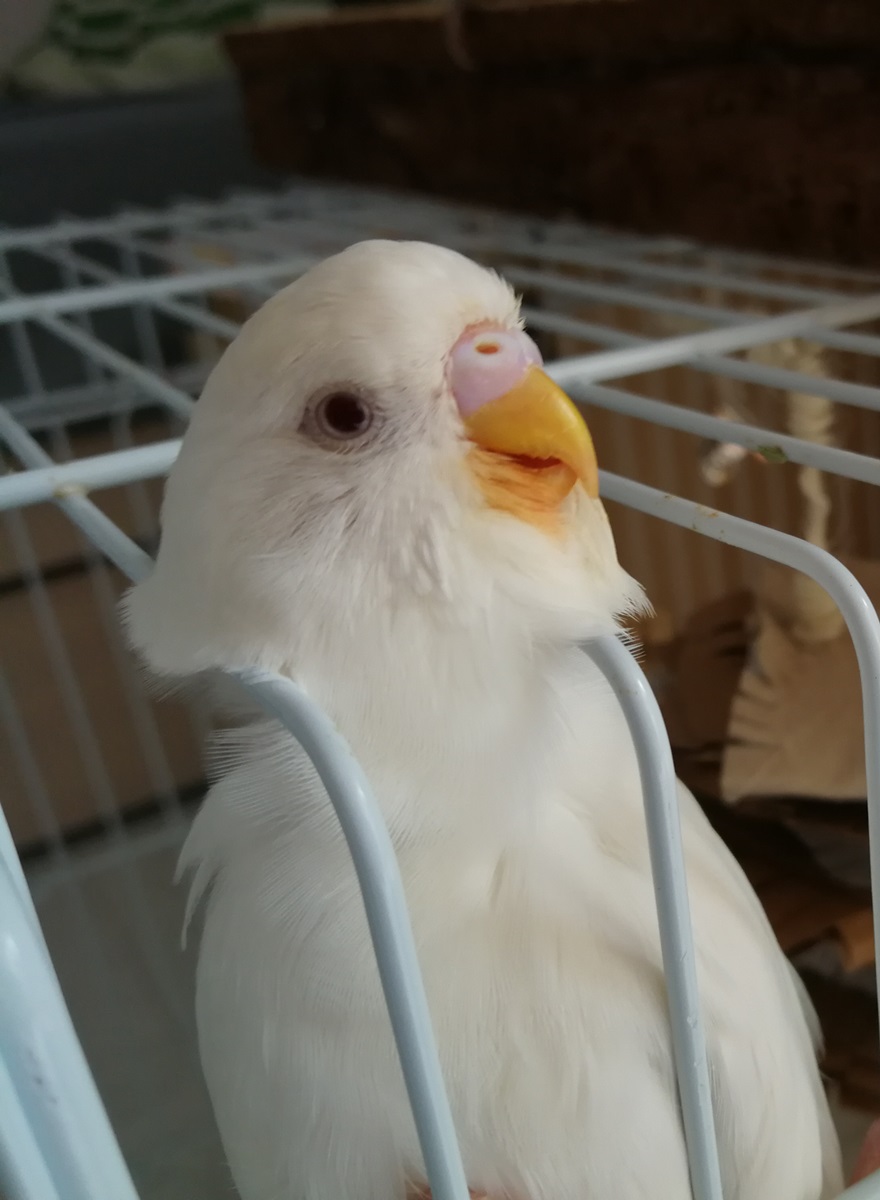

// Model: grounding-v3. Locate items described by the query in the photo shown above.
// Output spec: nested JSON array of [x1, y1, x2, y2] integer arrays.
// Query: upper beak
[[462, 365, 599, 500]]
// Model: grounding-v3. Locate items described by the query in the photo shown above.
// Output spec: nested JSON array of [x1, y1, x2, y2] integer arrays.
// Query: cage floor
[[19, 815, 877, 1197], [25, 819, 235, 1200]]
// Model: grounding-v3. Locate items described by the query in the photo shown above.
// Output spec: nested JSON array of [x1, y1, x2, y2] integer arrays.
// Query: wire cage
[[2, 181, 880, 1200]]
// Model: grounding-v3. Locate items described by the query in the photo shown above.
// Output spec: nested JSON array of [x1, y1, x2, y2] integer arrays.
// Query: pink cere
[[448, 327, 543, 417]]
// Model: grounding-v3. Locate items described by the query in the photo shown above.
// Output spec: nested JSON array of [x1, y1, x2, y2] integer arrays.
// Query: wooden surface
[[701, 799, 874, 967], [1, 419, 205, 850], [638, 606, 877, 994], [226, 0, 880, 263], [806, 972, 880, 1110]]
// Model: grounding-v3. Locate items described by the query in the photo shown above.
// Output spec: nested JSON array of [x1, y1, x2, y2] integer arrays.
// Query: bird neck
[[283, 605, 578, 842]]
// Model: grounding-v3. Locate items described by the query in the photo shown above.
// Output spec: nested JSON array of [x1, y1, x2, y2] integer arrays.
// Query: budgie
[[126, 240, 843, 1200]]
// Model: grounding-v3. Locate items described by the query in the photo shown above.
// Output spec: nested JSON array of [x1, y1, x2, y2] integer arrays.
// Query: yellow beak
[[463, 366, 598, 530]]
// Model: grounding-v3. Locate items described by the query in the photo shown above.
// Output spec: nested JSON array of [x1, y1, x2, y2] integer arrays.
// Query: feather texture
[[126, 240, 843, 1200]]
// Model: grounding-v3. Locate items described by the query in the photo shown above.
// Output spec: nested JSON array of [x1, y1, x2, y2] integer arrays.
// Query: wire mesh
[[1, 181, 880, 1200]]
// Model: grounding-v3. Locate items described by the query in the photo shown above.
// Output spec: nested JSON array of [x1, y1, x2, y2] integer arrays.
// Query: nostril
[[449, 326, 543, 417]]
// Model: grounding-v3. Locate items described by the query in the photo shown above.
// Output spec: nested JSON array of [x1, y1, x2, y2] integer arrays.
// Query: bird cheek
[[466, 448, 577, 539]]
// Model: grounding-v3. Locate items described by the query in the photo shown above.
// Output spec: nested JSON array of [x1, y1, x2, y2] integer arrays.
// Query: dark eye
[[314, 392, 373, 439]]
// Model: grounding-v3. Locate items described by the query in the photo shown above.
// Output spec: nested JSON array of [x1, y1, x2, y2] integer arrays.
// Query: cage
[[2, 181, 880, 1200]]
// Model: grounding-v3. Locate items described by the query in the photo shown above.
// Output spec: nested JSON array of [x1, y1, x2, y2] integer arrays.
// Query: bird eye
[[313, 392, 373, 440]]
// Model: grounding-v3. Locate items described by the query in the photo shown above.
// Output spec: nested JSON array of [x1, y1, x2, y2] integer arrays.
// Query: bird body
[[126, 240, 843, 1200]]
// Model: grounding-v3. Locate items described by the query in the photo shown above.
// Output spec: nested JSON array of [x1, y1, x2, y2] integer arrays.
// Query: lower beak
[[463, 366, 599, 521]]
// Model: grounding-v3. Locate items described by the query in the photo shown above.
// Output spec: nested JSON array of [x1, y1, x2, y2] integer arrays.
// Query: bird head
[[125, 241, 643, 680]]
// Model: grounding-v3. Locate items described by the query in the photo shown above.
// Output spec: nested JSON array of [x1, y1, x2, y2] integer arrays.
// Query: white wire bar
[[0, 860, 141, 1200], [3, 182, 880, 1200], [599, 472, 880, 1017]]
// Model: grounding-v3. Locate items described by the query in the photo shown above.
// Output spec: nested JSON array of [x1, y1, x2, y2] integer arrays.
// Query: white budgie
[[125, 240, 843, 1200]]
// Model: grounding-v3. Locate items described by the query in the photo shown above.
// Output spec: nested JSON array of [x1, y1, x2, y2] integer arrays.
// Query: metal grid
[[1, 181, 880, 1200]]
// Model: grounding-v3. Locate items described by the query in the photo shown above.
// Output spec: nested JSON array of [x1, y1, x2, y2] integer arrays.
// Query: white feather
[[126, 240, 843, 1200]]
